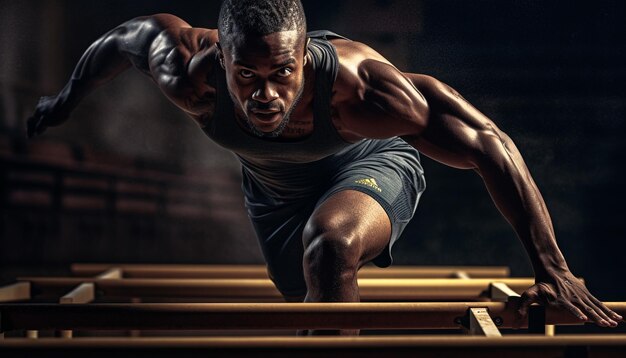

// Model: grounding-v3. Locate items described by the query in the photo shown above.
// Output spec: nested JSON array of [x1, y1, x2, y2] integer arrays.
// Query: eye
[[277, 67, 293, 77], [239, 69, 255, 79]]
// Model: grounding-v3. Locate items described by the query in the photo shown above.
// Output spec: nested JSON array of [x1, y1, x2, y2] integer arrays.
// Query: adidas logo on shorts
[[355, 178, 382, 192]]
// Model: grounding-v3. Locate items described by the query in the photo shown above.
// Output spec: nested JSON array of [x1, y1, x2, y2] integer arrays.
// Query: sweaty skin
[[27, 14, 622, 332]]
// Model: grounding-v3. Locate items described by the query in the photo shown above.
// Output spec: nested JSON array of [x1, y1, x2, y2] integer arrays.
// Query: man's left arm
[[335, 55, 623, 327], [401, 74, 623, 327]]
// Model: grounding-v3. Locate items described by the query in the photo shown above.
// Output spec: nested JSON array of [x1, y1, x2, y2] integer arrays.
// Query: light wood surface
[[1, 335, 626, 358], [18, 277, 535, 300], [71, 264, 510, 279]]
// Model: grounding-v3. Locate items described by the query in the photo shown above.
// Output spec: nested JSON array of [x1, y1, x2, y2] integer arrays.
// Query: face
[[219, 30, 307, 137]]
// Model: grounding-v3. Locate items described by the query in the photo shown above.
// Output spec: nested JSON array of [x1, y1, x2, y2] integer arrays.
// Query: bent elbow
[[474, 126, 521, 175]]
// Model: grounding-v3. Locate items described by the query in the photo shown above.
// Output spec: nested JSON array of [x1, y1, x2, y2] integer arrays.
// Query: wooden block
[[469, 307, 502, 337], [0, 282, 30, 303], [60, 283, 95, 304], [490, 282, 521, 302], [96, 268, 122, 280]]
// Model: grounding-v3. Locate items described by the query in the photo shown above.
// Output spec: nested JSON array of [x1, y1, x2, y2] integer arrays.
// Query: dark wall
[[396, 0, 626, 300], [1, 0, 625, 299]]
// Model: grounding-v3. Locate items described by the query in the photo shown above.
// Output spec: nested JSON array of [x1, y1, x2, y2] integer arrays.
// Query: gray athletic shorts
[[242, 139, 426, 297]]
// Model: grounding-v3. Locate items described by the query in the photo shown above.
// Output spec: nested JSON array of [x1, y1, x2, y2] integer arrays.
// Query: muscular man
[[27, 0, 621, 334]]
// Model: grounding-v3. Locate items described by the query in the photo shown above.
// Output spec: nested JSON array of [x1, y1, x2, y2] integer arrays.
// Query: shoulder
[[330, 39, 390, 100], [145, 15, 219, 115], [329, 39, 429, 139], [148, 15, 218, 80], [332, 39, 423, 109]]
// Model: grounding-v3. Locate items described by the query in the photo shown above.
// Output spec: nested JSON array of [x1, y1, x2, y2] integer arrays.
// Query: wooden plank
[[18, 277, 535, 301], [1, 302, 623, 331], [0, 282, 30, 303], [1, 335, 626, 358], [71, 264, 510, 279], [468, 308, 502, 337]]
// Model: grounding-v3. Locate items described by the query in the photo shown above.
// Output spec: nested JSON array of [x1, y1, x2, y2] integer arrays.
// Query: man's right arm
[[27, 14, 189, 138]]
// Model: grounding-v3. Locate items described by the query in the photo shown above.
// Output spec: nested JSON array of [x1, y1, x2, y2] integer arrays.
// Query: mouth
[[250, 110, 282, 123]]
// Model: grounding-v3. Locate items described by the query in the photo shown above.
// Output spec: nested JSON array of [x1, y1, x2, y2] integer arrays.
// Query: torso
[[149, 24, 421, 149], [201, 31, 356, 163]]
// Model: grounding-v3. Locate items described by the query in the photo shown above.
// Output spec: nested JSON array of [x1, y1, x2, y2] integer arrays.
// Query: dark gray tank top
[[204, 31, 418, 202], [204, 30, 352, 164]]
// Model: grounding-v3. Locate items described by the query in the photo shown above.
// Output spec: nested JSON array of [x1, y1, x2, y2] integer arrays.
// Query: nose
[[251, 80, 279, 103]]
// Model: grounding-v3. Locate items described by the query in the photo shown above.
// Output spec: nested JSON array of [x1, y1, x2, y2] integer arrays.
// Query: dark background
[[1, 0, 625, 300]]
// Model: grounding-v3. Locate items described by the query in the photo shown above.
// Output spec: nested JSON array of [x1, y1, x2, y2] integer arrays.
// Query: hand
[[26, 95, 69, 138], [514, 270, 623, 328]]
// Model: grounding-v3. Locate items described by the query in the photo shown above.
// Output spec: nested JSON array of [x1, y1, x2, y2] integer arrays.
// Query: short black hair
[[218, 0, 307, 46]]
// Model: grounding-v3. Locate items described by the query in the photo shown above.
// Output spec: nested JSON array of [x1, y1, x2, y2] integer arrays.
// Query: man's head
[[217, 0, 308, 138]]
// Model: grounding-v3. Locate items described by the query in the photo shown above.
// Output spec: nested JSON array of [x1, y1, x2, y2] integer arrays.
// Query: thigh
[[309, 149, 426, 267]]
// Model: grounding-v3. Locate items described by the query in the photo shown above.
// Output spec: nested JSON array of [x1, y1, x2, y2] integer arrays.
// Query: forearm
[[476, 128, 568, 278], [56, 34, 131, 115], [54, 16, 161, 117]]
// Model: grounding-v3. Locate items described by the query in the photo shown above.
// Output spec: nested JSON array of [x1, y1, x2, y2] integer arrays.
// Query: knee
[[302, 219, 362, 280]]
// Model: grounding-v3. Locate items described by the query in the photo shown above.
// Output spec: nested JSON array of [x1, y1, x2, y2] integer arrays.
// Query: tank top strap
[[306, 30, 349, 141]]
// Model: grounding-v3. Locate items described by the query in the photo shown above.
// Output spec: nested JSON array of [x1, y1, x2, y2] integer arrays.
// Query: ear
[[303, 37, 311, 66], [216, 42, 225, 69]]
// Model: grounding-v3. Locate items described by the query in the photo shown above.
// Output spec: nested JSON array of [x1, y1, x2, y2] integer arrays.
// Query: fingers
[[26, 96, 54, 139], [589, 296, 623, 323], [513, 285, 540, 329], [514, 281, 623, 330], [27, 118, 41, 138], [26, 114, 47, 139], [580, 299, 616, 327], [517, 287, 537, 318], [560, 300, 588, 322]]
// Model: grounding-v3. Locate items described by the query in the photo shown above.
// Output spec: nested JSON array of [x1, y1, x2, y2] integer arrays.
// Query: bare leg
[[299, 190, 392, 335]]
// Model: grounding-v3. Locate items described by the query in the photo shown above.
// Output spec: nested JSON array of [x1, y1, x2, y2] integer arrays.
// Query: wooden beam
[[1, 302, 623, 331], [1, 335, 626, 358], [18, 277, 535, 301], [468, 308, 502, 337], [0, 282, 30, 303], [71, 264, 510, 279]]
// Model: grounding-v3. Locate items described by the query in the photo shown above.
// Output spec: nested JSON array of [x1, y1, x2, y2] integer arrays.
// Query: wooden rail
[[2, 335, 626, 358], [2, 302, 624, 331], [19, 277, 536, 301], [70, 264, 510, 279]]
